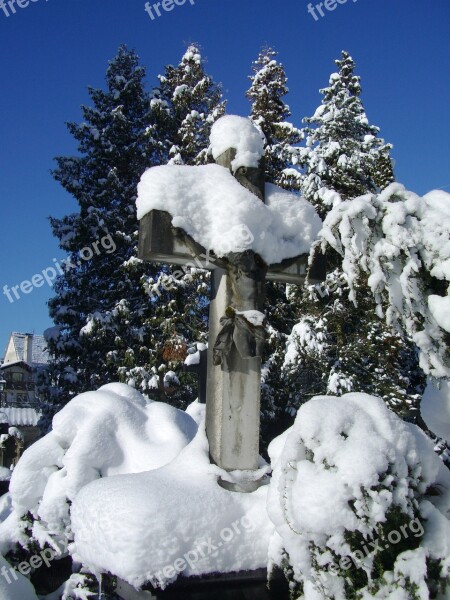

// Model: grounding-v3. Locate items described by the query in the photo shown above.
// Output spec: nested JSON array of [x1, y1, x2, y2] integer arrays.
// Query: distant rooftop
[[2, 333, 49, 368]]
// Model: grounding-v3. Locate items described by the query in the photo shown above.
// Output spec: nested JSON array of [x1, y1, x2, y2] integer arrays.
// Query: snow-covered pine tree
[[46, 46, 224, 414], [156, 44, 226, 165], [316, 185, 450, 465], [42, 46, 179, 408], [284, 272, 426, 419], [300, 50, 394, 219], [284, 51, 425, 426], [246, 48, 305, 447], [134, 44, 227, 406], [44, 45, 226, 414], [246, 47, 303, 190]]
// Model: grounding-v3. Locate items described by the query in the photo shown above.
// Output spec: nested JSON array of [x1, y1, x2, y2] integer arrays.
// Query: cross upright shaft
[[204, 150, 268, 488]]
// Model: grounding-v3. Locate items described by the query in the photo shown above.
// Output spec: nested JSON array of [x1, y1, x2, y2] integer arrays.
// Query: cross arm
[[138, 209, 327, 284], [138, 209, 219, 269], [267, 252, 327, 285]]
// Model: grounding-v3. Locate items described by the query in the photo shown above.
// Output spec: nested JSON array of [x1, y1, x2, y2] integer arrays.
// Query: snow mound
[[137, 165, 321, 264], [422, 379, 450, 441], [71, 420, 271, 590], [209, 115, 265, 172], [184, 342, 207, 367], [422, 190, 450, 283], [0, 467, 11, 482], [8, 384, 197, 536], [268, 392, 450, 599], [185, 399, 206, 425], [0, 554, 38, 599], [429, 294, 450, 333]]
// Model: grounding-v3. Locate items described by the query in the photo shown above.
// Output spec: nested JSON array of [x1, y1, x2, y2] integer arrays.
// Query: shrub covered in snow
[[268, 393, 450, 599], [3, 384, 450, 599], [0, 384, 198, 591], [0, 384, 270, 596]]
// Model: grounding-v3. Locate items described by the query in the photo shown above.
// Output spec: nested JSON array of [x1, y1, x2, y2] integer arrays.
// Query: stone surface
[[215, 148, 265, 201], [205, 268, 262, 475], [138, 210, 211, 268], [116, 568, 289, 600]]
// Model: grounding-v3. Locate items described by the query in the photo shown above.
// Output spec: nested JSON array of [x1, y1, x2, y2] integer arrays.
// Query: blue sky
[[0, 0, 449, 355]]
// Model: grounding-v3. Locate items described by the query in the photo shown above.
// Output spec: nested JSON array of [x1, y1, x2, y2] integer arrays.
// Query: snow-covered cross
[[137, 116, 324, 492]]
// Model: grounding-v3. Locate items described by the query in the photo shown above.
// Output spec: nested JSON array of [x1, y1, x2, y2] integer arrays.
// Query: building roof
[[0, 408, 41, 427], [4, 333, 49, 368], [0, 361, 32, 372]]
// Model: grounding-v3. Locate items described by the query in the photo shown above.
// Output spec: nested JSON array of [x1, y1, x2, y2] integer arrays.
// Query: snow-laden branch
[[317, 183, 450, 378]]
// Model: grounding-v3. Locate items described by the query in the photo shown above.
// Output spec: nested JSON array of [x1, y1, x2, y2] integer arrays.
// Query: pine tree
[[42, 46, 175, 407], [284, 51, 425, 427], [246, 48, 305, 447], [157, 44, 226, 165], [284, 272, 425, 419], [300, 51, 394, 219], [247, 47, 303, 190], [43, 45, 226, 412], [43, 46, 156, 402]]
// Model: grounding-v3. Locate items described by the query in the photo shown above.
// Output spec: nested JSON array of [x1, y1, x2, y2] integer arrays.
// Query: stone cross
[[138, 149, 325, 492]]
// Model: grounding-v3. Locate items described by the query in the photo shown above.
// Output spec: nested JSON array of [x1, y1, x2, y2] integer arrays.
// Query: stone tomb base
[[116, 568, 289, 600]]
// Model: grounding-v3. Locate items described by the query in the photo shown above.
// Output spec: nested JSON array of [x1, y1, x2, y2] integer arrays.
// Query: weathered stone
[[138, 210, 210, 268], [205, 268, 262, 479], [215, 148, 265, 201]]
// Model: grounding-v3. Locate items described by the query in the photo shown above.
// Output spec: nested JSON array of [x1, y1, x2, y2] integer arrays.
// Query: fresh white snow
[[0, 467, 11, 483], [71, 419, 272, 589], [318, 184, 450, 378], [137, 165, 321, 264], [7, 383, 197, 540], [235, 310, 266, 327], [0, 554, 39, 600], [429, 294, 450, 333], [267, 392, 450, 599], [1, 384, 271, 592], [422, 379, 450, 441], [1, 384, 449, 597], [184, 342, 207, 366], [209, 115, 265, 172]]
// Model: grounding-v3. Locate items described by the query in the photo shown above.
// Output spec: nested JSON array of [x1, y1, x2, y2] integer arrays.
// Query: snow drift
[[268, 392, 450, 599], [71, 421, 271, 589], [1, 384, 449, 598], [6, 383, 197, 544]]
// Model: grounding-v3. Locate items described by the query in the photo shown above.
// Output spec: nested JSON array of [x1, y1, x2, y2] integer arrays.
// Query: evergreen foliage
[[43, 44, 224, 411], [246, 48, 304, 447], [282, 51, 425, 430], [247, 47, 303, 190], [300, 51, 394, 219]]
